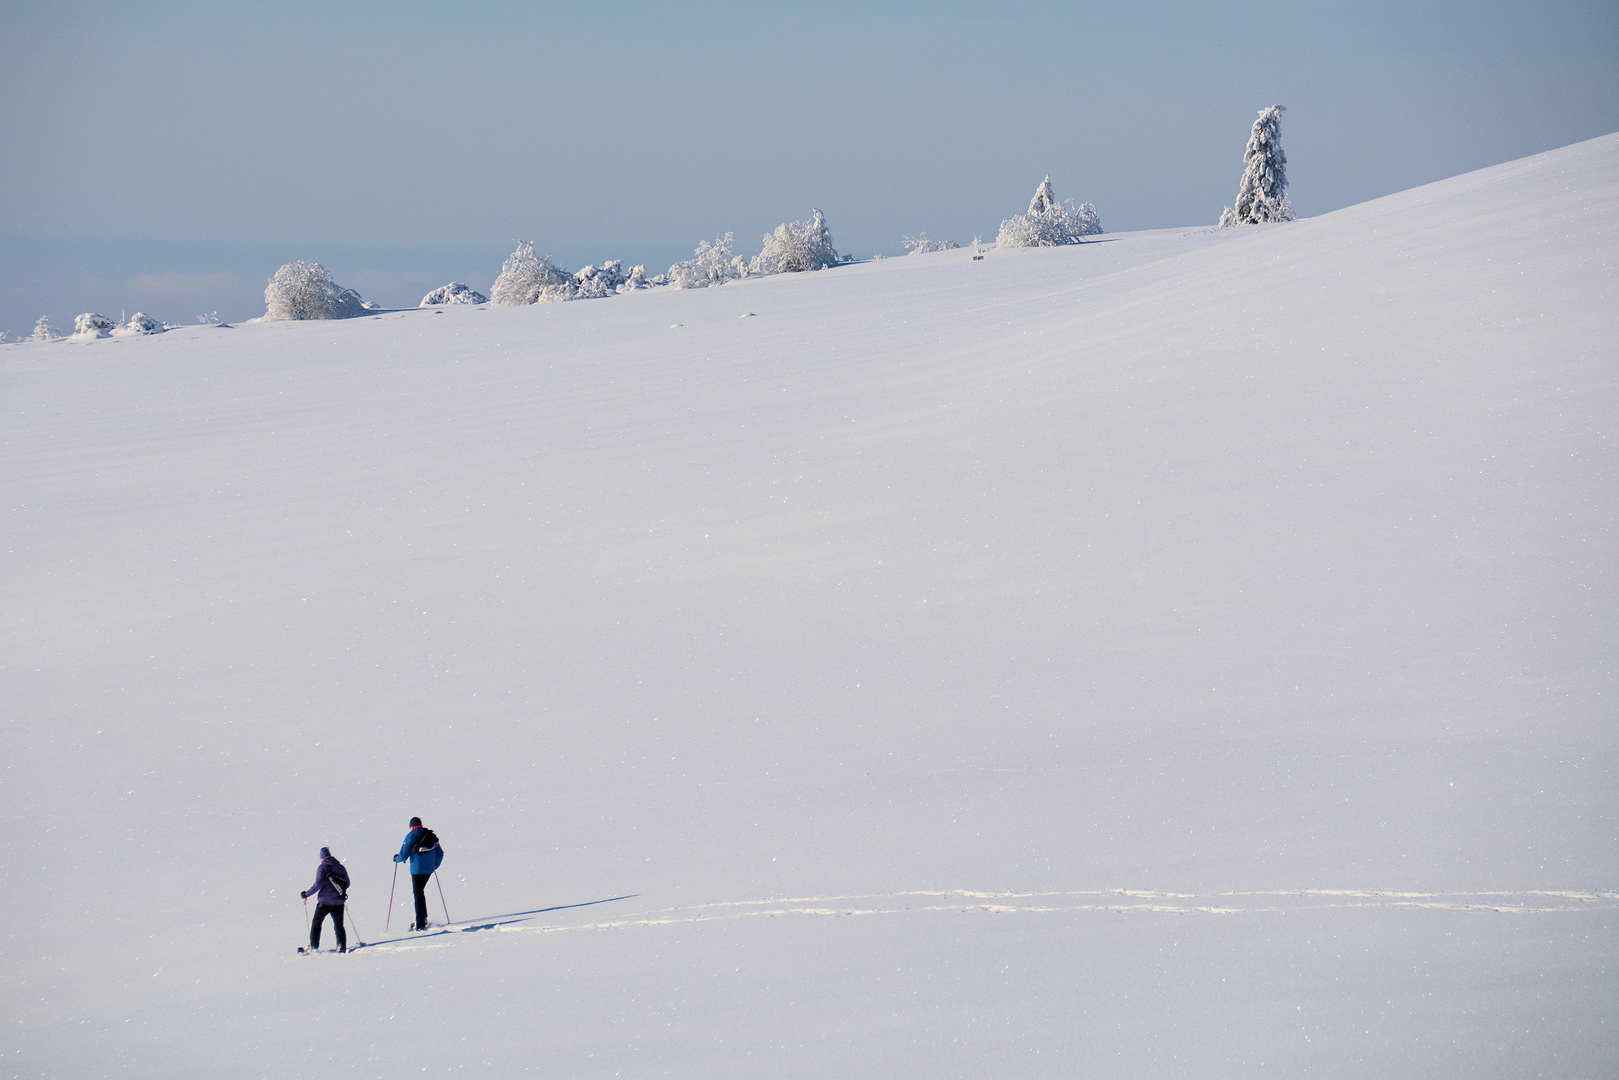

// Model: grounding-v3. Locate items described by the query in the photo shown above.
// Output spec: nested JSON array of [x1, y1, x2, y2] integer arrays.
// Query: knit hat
[[319, 846, 330, 859], [409, 816, 422, 827]]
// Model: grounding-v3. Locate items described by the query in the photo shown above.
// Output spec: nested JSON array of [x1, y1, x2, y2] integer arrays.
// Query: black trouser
[[412, 873, 431, 929], [311, 903, 346, 951]]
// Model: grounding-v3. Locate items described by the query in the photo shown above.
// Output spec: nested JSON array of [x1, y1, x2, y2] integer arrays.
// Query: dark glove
[[300, 890, 308, 899]]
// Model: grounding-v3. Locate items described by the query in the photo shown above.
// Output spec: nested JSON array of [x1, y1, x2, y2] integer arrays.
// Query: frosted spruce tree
[[1219, 106, 1294, 227]]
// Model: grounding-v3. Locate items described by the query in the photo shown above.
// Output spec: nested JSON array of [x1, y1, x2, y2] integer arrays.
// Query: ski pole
[[345, 906, 364, 948], [303, 893, 310, 937], [386, 863, 399, 931], [434, 871, 451, 926]]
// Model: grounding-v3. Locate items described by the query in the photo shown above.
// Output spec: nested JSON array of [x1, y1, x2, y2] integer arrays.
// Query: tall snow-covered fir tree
[[1219, 105, 1294, 227]]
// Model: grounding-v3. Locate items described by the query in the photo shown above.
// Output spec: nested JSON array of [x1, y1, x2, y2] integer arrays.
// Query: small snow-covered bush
[[1219, 105, 1294, 227], [903, 232, 959, 254], [113, 312, 166, 336], [573, 260, 627, 300], [667, 233, 747, 289], [264, 261, 368, 320], [996, 177, 1102, 247], [420, 282, 487, 307], [490, 244, 640, 304], [73, 313, 116, 339], [621, 264, 649, 291], [490, 241, 576, 305], [31, 316, 60, 341], [748, 209, 841, 275]]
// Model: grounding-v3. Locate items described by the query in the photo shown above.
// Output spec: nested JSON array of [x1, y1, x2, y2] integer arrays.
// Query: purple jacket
[[303, 856, 348, 906]]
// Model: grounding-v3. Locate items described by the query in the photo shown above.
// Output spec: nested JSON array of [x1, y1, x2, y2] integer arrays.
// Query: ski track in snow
[[356, 888, 1619, 953]]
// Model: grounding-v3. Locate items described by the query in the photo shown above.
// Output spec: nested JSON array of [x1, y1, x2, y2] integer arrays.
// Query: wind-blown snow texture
[[4, 136, 1616, 1078]]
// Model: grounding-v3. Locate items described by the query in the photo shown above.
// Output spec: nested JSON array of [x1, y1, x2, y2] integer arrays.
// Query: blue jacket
[[395, 826, 444, 875]]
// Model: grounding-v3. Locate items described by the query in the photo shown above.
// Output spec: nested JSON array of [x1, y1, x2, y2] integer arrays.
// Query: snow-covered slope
[[4, 135, 1615, 1078]]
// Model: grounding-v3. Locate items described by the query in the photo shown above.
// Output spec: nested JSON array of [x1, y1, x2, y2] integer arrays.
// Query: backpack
[[326, 861, 350, 901], [413, 827, 440, 854]]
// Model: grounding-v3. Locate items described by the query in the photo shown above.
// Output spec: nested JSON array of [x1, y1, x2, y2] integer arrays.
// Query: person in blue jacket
[[394, 817, 444, 931]]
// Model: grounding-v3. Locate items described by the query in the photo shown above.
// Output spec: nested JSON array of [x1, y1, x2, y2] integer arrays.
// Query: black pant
[[412, 873, 431, 929], [311, 903, 346, 951]]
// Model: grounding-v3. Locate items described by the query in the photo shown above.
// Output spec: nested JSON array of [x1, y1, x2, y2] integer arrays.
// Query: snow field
[[2, 134, 1616, 1077]]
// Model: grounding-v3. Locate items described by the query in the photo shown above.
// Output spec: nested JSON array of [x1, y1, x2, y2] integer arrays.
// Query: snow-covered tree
[[420, 282, 488, 306], [490, 241, 576, 305], [667, 233, 747, 289], [264, 261, 368, 320], [73, 313, 116, 339], [996, 177, 1102, 247], [1219, 105, 1294, 227], [1030, 177, 1057, 214], [902, 232, 959, 254], [31, 316, 60, 341], [749, 210, 841, 275], [621, 264, 649, 291]]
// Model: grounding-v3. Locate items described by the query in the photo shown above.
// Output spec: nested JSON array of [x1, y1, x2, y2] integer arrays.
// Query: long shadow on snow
[[353, 894, 639, 951]]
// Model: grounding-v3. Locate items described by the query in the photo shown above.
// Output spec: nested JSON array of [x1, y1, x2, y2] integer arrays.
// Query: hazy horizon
[[3, 0, 1615, 332]]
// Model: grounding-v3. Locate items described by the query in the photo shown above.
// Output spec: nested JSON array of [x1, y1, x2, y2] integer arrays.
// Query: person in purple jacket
[[301, 847, 349, 953]]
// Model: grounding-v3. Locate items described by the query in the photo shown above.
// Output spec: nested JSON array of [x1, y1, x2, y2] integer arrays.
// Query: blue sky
[[2, 1, 1615, 329]]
